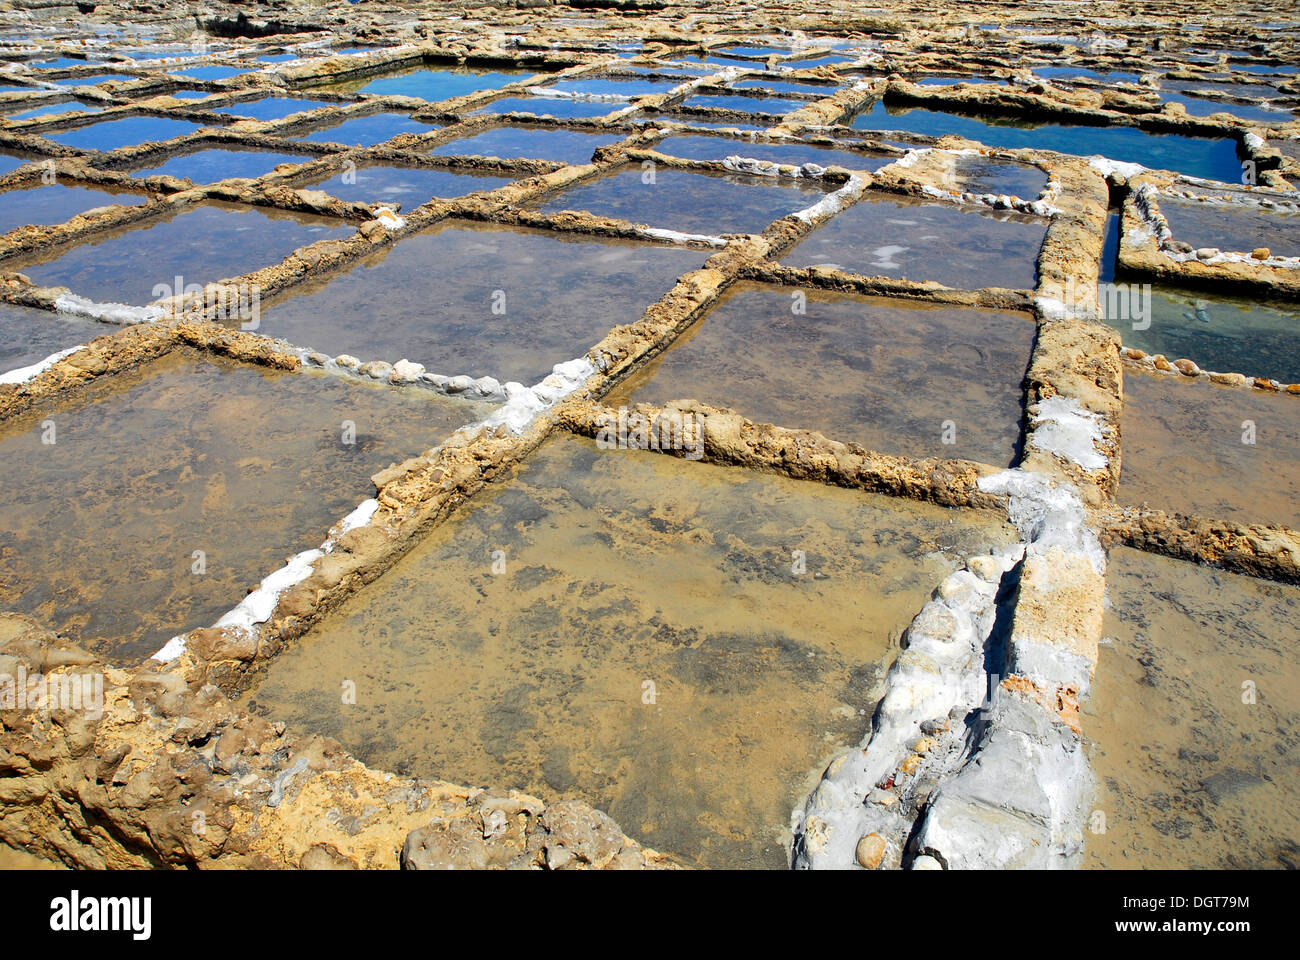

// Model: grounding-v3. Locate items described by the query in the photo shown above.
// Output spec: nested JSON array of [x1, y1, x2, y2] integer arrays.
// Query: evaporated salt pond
[[26, 58, 95, 70], [167, 65, 250, 82], [782, 191, 1046, 289], [542, 75, 681, 98], [1272, 138, 1300, 161], [787, 54, 855, 69], [243, 434, 1015, 868], [913, 75, 1004, 86], [473, 96, 617, 119], [0, 150, 34, 176], [717, 44, 794, 58], [1084, 546, 1299, 869], [657, 117, 768, 132], [1104, 284, 1300, 384], [291, 111, 440, 147], [2, 99, 101, 122], [608, 283, 1033, 465], [530, 165, 830, 235], [0, 348, 476, 661], [1157, 91, 1291, 124], [1168, 79, 1285, 100], [127, 145, 313, 183], [297, 162, 514, 207], [51, 73, 137, 87], [258, 220, 704, 382], [1118, 369, 1300, 528], [209, 96, 335, 121], [619, 64, 709, 80], [850, 103, 1243, 182], [428, 125, 621, 165], [16, 201, 354, 305], [955, 156, 1049, 199], [729, 78, 841, 96], [44, 114, 204, 152], [679, 93, 810, 114], [0, 182, 146, 234], [1032, 66, 1141, 84], [655, 134, 891, 171], [0, 301, 103, 373], [319, 63, 535, 100], [668, 53, 759, 70], [1159, 196, 1300, 259], [1233, 63, 1298, 76]]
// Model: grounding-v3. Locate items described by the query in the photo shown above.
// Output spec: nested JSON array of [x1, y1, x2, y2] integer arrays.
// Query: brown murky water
[[0, 349, 477, 662], [607, 282, 1034, 466], [244, 435, 1015, 868], [1083, 546, 1300, 869], [1118, 368, 1300, 528]]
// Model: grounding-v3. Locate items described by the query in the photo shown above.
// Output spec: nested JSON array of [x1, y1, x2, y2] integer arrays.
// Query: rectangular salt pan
[[258, 220, 706, 383], [242, 435, 1015, 868], [0, 349, 477, 660], [16, 201, 354, 306], [608, 283, 1035, 466]]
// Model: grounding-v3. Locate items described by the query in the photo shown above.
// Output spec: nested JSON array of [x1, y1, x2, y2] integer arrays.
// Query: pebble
[[358, 360, 392, 380], [967, 554, 1002, 583], [305, 352, 329, 366], [855, 833, 887, 869], [911, 854, 944, 870], [867, 788, 898, 806], [335, 354, 360, 369], [1173, 357, 1199, 376], [1251, 247, 1271, 260], [446, 375, 474, 393], [472, 375, 501, 397], [1194, 247, 1220, 260], [1209, 372, 1247, 387], [389, 358, 425, 383]]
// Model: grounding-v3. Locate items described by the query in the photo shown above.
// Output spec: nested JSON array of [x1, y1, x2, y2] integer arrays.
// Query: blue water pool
[[850, 101, 1244, 182]]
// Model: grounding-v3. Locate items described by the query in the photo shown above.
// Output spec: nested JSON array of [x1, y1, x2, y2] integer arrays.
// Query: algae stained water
[[245, 436, 1015, 868]]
